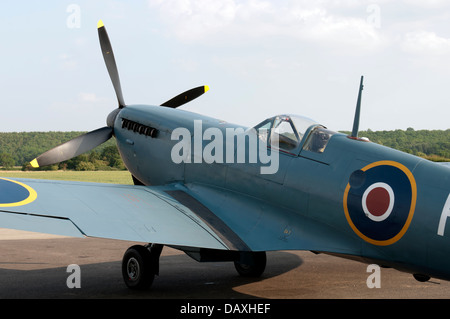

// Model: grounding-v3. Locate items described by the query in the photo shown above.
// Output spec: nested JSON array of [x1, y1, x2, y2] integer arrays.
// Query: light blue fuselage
[[115, 104, 450, 280]]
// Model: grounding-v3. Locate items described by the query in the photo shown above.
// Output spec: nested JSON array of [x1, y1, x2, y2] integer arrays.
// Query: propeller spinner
[[30, 20, 208, 168]]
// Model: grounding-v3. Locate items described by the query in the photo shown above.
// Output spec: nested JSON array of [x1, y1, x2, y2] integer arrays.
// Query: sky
[[1, 0, 449, 133]]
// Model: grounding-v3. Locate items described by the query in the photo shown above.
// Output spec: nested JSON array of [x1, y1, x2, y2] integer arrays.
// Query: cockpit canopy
[[253, 114, 335, 154]]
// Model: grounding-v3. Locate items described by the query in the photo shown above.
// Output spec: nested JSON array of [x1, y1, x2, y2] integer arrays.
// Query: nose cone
[[107, 108, 121, 128]]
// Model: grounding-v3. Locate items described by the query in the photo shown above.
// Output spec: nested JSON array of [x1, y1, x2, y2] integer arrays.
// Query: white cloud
[[59, 53, 77, 70], [401, 0, 450, 9], [148, 0, 385, 51], [401, 31, 450, 55], [79, 92, 106, 103], [148, 0, 238, 40], [144, 0, 450, 130]]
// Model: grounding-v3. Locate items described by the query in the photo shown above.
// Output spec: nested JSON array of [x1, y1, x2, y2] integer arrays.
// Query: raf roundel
[[362, 182, 395, 222], [343, 161, 417, 246], [0, 178, 37, 207]]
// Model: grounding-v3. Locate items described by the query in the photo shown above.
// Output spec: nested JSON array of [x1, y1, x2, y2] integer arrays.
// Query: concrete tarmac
[[1, 229, 450, 299]]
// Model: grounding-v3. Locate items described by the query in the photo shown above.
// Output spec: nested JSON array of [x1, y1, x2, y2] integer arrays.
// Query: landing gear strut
[[122, 243, 163, 290]]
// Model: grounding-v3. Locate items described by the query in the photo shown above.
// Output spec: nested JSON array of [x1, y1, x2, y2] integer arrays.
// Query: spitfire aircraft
[[1, 20, 449, 290]]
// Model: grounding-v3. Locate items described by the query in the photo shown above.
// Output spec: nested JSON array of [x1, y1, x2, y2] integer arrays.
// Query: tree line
[[342, 128, 450, 162], [0, 129, 449, 170], [0, 132, 124, 170]]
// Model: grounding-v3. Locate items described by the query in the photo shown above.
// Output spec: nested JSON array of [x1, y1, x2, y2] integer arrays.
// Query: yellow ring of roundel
[[0, 178, 38, 207], [343, 160, 417, 246]]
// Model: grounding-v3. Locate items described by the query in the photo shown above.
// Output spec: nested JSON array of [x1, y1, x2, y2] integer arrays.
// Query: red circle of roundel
[[366, 187, 389, 216], [343, 161, 417, 246]]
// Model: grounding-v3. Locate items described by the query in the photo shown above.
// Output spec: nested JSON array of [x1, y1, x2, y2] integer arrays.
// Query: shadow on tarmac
[[0, 250, 303, 299]]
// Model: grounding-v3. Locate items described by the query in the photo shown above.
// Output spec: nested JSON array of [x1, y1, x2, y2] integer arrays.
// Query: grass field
[[0, 170, 134, 185]]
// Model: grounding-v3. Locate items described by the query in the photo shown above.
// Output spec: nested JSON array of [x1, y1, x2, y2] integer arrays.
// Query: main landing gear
[[121, 244, 267, 290], [233, 251, 267, 277], [122, 244, 163, 290]]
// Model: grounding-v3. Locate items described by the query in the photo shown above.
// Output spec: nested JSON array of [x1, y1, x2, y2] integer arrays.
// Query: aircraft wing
[[0, 177, 359, 255], [0, 178, 234, 250]]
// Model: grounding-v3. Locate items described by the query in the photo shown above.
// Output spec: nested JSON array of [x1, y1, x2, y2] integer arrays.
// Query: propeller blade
[[30, 127, 113, 168], [161, 85, 209, 108], [97, 20, 125, 108]]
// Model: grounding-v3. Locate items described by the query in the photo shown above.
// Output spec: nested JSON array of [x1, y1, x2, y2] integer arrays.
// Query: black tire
[[413, 274, 430, 282], [122, 245, 155, 290], [234, 251, 266, 277]]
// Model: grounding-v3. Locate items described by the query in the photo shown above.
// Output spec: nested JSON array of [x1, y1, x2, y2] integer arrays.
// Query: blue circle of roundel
[[0, 178, 37, 207], [343, 161, 417, 246]]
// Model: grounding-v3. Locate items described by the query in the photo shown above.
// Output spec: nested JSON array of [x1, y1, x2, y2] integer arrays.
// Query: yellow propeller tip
[[97, 19, 104, 29], [204, 85, 209, 93], [30, 159, 39, 168]]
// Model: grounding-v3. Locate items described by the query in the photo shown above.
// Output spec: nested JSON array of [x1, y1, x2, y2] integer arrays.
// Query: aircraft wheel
[[122, 245, 155, 290], [234, 251, 266, 277], [413, 274, 430, 282]]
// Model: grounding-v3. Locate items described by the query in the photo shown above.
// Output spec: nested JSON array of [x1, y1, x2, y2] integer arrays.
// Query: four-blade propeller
[[30, 20, 208, 168]]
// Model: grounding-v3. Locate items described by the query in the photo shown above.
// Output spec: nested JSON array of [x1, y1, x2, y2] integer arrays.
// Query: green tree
[[101, 145, 124, 169], [0, 153, 14, 169], [76, 161, 96, 171]]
